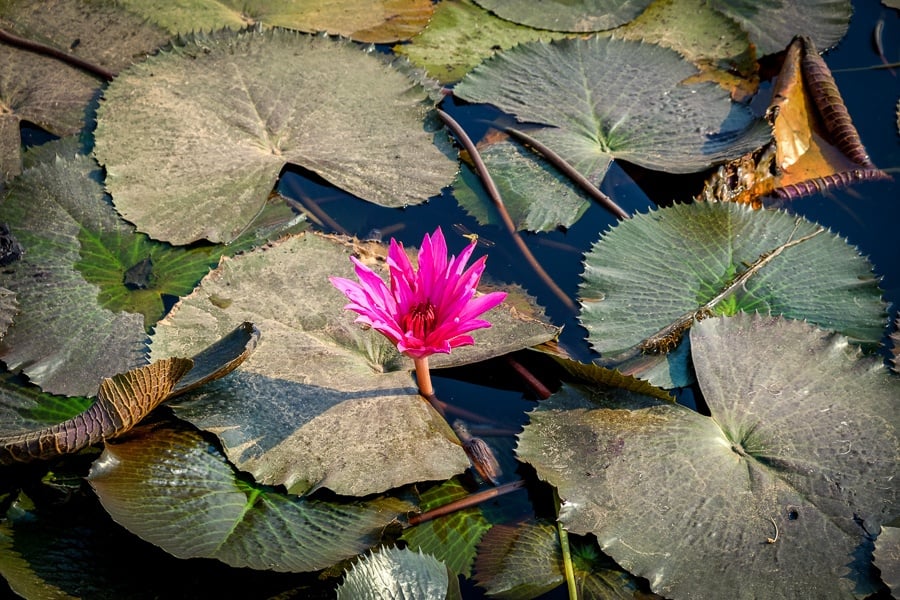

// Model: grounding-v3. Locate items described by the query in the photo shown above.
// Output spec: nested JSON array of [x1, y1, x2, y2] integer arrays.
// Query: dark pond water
[[2, 1, 898, 598]]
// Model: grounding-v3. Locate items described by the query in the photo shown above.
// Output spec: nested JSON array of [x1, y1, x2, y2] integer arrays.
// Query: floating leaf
[[0, 286, 15, 340], [471, 0, 653, 32], [702, 36, 892, 205], [474, 519, 642, 599], [453, 131, 591, 232], [93, 28, 457, 245], [708, 0, 852, 57], [0, 0, 168, 179], [401, 479, 494, 578], [518, 313, 899, 599], [610, 0, 758, 99], [88, 424, 411, 572], [454, 36, 772, 186], [0, 321, 257, 465], [579, 202, 887, 384], [0, 152, 275, 396], [117, 0, 435, 43], [874, 526, 900, 597], [394, 0, 570, 84], [149, 232, 559, 496], [335, 546, 460, 600]]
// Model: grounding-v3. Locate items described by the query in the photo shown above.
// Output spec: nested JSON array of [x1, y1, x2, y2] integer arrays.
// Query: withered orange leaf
[[699, 36, 890, 207]]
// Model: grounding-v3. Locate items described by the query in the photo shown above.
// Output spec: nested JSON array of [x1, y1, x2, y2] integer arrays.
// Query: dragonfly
[[452, 223, 496, 248]]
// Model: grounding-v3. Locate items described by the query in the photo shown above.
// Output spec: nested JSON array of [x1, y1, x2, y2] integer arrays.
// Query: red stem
[[0, 28, 115, 81], [407, 479, 526, 526]]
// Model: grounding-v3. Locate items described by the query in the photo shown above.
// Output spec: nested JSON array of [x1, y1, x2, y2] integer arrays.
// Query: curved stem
[[0, 28, 115, 81], [505, 127, 629, 220], [437, 109, 577, 312]]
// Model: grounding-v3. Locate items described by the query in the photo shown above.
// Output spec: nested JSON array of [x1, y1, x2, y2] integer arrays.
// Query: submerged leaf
[[454, 36, 771, 186], [578, 202, 887, 384], [518, 313, 899, 599], [88, 424, 411, 572], [93, 28, 457, 245], [471, 0, 653, 32], [150, 232, 557, 496]]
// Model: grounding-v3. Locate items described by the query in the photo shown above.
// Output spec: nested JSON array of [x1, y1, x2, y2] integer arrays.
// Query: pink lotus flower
[[329, 227, 507, 361]]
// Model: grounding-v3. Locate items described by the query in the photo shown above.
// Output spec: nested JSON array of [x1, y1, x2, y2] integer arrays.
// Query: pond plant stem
[[505, 356, 553, 400], [436, 108, 577, 313], [558, 521, 579, 600], [407, 479, 526, 526], [505, 127, 630, 220], [0, 28, 115, 81]]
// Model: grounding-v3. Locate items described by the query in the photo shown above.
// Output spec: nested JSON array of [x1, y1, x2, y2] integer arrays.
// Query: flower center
[[402, 302, 436, 339]]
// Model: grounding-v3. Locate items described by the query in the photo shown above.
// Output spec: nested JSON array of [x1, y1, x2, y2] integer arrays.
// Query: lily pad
[[0, 0, 169, 179], [454, 36, 772, 186], [453, 131, 592, 232], [335, 546, 461, 600], [393, 0, 570, 84], [116, 0, 435, 43], [93, 28, 457, 245], [579, 202, 887, 378], [471, 0, 653, 32], [874, 526, 900, 596], [149, 232, 559, 497], [517, 313, 899, 599], [401, 478, 494, 577], [88, 423, 412, 572], [0, 152, 278, 396], [709, 0, 852, 57]]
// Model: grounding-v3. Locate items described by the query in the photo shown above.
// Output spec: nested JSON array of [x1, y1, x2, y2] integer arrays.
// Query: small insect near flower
[[329, 227, 507, 361]]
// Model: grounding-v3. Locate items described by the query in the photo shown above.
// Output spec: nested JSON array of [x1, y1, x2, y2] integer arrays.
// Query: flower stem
[[558, 521, 578, 600], [413, 357, 434, 397]]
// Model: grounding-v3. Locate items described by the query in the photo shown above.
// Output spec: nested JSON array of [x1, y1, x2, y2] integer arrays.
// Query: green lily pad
[[335, 546, 461, 600], [453, 132, 592, 232], [88, 423, 412, 572], [0, 152, 284, 396], [401, 479, 494, 578], [116, 0, 435, 43], [93, 28, 457, 245], [579, 202, 887, 384], [393, 0, 570, 84], [709, 0, 852, 56], [471, 0, 653, 32], [454, 36, 772, 186], [517, 313, 899, 599], [149, 232, 559, 497]]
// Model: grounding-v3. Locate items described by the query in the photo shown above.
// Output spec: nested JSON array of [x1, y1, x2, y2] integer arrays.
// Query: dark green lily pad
[[394, 0, 570, 84], [401, 479, 494, 578], [88, 423, 412, 572], [579, 202, 887, 385], [709, 0, 852, 56], [454, 36, 772, 186], [517, 313, 899, 599], [471, 0, 653, 32], [0, 152, 284, 396], [116, 0, 435, 43], [336, 546, 461, 600], [93, 28, 457, 245], [149, 232, 559, 496]]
